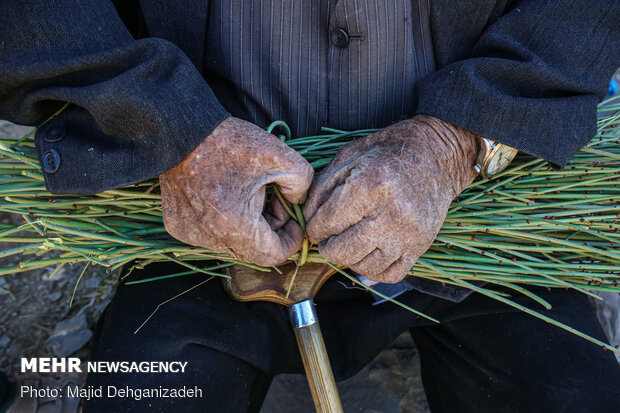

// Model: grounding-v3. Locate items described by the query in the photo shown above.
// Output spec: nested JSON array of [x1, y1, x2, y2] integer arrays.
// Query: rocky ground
[[0, 122, 118, 379]]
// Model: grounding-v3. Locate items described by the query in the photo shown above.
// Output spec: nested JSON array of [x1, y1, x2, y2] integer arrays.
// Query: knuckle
[[305, 222, 323, 244], [335, 139, 363, 159], [375, 173, 399, 193], [302, 164, 314, 187], [395, 199, 416, 219], [318, 241, 343, 264], [333, 145, 352, 161], [381, 267, 408, 283], [301, 201, 316, 222], [350, 261, 376, 278], [301, 161, 314, 179]]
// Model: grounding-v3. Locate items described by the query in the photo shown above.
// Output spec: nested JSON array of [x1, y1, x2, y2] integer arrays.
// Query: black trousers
[[0, 371, 14, 413], [84, 262, 620, 413]]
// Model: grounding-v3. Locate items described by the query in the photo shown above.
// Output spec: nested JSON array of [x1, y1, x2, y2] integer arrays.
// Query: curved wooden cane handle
[[290, 300, 343, 413]]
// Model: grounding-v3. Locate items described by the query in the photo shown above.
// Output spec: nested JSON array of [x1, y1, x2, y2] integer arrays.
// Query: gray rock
[[85, 277, 100, 289], [593, 292, 620, 363], [50, 267, 68, 281], [0, 278, 9, 296], [47, 292, 62, 302], [0, 122, 31, 138], [0, 335, 10, 348], [261, 333, 429, 413], [46, 313, 93, 357]]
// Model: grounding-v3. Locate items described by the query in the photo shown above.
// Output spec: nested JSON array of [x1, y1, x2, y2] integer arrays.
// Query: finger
[[350, 248, 402, 278], [222, 119, 313, 204], [318, 217, 380, 266], [271, 159, 314, 205], [240, 217, 304, 267], [263, 193, 292, 231], [366, 254, 417, 284], [305, 175, 375, 244], [277, 219, 304, 258], [302, 159, 359, 222]]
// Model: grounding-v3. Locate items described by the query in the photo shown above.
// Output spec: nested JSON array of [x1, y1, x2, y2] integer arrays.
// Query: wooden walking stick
[[224, 261, 344, 413]]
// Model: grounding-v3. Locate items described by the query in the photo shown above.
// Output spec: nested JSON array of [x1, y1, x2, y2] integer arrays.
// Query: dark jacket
[[0, 0, 619, 194]]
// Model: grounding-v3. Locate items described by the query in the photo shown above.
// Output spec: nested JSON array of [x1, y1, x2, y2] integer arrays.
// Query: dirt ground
[[0, 216, 117, 378]]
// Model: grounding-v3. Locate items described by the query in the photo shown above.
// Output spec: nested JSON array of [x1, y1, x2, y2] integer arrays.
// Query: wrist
[[412, 115, 480, 193], [413, 115, 479, 161]]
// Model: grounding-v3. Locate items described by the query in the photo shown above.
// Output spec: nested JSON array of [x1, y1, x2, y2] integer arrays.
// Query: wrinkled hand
[[303, 115, 479, 283], [160, 117, 313, 267]]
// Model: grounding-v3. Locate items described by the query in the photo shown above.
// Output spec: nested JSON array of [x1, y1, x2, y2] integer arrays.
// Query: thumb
[[241, 217, 304, 267], [272, 156, 314, 204]]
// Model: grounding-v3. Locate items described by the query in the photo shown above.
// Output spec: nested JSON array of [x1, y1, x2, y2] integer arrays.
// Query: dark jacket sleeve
[[416, 0, 620, 167], [0, 0, 230, 194]]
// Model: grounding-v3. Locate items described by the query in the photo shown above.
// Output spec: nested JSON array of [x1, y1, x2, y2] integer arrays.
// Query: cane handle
[[290, 300, 343, 413]]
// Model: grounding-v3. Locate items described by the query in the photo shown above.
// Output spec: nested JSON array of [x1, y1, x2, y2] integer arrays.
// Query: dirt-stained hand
[[303, 115, 479, 283], [160, 117, 314, 267]]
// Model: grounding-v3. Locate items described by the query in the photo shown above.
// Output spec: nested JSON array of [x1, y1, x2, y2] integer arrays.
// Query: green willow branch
[[0, 99, 618, 353]]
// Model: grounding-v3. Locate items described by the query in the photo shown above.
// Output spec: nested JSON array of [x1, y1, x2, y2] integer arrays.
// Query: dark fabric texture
[[1, 1, 619, 194], [85, 262, 620, 412], [416, 0, 620, 167], [403, 276, 474, 303], [204, 0, 435, 138], [0, 0, 230, 194]]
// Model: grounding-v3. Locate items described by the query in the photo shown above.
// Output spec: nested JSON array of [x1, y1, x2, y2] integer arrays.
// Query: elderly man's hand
[[303, 115, 479, 283], [160, 117, 313, 267]]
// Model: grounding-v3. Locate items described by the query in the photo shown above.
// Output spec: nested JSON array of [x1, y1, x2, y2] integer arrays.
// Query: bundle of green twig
[[1, 98, 619, 352]]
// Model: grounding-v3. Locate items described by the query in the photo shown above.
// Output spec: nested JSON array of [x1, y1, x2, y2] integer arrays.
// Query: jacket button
[[42, 149, 61, 174], [330, 27, 350, 48], [43, 126, 66, 143]]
